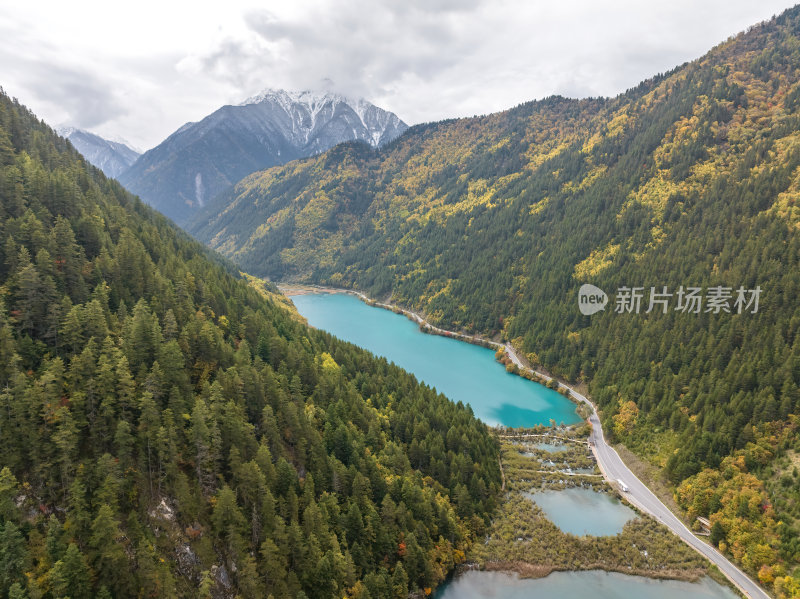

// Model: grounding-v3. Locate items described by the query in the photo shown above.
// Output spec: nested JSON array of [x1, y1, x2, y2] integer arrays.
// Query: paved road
[[287, 287, 769, 598], [503, 344, 770, 599]]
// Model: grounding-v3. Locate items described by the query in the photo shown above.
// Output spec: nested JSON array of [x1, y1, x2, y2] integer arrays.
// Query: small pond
[[524, 487, 637, 536], [434, 570, 738, 599], [531, 442, 568, 453]]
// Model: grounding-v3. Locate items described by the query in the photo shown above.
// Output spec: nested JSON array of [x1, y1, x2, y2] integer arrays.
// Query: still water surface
[[531, 442, 568, 453], [291, 292, 580, 428], [434, 570, 738, 599], [291, 292, 737, 599], [525, 487, 637, 536]]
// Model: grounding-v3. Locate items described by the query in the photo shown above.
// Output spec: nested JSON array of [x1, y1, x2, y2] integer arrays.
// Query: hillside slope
[[0, 91, 499, 598], [190, 8, 800, 595], [58, 127, 140, 178], [120, 90, 407, 226]]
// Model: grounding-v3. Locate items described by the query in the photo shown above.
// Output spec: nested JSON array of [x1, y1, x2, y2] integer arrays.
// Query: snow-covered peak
[[239, 88, 405, 148], [107, 135, 142, 154], [59, 126, 140, 153], [58, 126, 141, 178], [56, 125, 78, 138], [119, 88, 407, 225], [241, 88, 349, 109]]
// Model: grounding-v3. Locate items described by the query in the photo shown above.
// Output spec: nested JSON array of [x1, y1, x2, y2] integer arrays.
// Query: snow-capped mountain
[[59, 127, 140, 178], [118, 90, 407, 226], [239, 89, 407, 149]]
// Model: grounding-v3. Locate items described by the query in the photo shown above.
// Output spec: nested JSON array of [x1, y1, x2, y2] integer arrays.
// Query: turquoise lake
[[290, 292, 581, 428], [525, 487, 637, 536], [291, 292, 738, 599], [434, 570, 738, 599]]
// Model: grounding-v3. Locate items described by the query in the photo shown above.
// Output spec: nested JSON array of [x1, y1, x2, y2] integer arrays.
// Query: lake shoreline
[[478, 561, 706, 583], [464, 431, 719, 591], [282, 284, 746, 598], [435, 569, 738, 599], [279, 283, 586, 414]]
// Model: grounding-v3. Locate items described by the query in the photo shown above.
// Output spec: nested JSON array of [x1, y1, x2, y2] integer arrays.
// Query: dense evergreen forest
[[190, 7, 800, 595], [0, 90, 502, 598]]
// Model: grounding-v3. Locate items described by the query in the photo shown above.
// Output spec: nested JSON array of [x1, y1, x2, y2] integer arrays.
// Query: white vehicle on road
[[617, 479, 630, 493]]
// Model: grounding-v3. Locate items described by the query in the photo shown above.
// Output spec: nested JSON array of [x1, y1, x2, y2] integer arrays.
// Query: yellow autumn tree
[[613, 399, 639, 438]]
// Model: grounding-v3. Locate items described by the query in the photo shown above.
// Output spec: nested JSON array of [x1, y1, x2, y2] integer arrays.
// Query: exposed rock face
[[118, 89, 407, 226]]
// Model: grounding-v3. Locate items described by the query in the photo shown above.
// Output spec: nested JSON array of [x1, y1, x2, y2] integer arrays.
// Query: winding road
[[284, 285, 770, 598], [503, 344, 770, 599]]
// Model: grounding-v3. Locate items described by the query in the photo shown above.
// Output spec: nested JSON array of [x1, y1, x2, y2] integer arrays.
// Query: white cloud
[[0, 0, 794, 150]]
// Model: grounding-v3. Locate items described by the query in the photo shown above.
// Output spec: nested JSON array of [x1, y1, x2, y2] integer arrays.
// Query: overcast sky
[[0, 0, 795, 150]]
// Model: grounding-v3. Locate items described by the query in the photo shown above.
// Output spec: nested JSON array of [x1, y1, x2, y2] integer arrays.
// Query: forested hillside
[[118, 90, 407, 227], [0, 90, 501, 598], [190, 7, 800, 595]]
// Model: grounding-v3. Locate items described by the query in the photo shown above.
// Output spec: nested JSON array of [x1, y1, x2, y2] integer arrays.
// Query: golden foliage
[[613, 400, 639, 438], [573, 242, 620, 280]]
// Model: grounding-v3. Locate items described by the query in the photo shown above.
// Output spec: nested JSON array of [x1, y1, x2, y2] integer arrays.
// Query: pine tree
[[89, 505, 127, 592], [190, 397, 220, 495], [49, 543, 92, 599], [0, 522, 27, 595], [391, 562, 409, 599], [45, 514, 66, 566], [260, 538, 289, 598], [52, 406, 78, 496], [7, 583, 27, 599], [0, 467, 20, 522]]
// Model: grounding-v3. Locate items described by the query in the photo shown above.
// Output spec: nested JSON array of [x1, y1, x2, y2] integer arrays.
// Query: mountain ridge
[[58, 126, 140, 178], [119, 89, 407, 226], [188, 8, 800, 596], [0, 89, 499, 598]]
